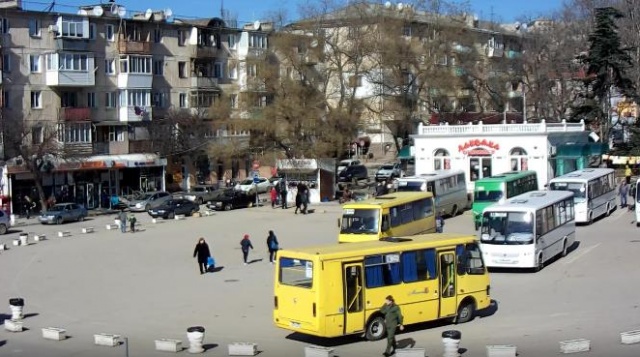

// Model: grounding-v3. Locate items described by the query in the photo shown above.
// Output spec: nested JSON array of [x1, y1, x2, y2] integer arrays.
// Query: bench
[[94, 333, 121, 347], [57, 231, 71, 238], [105, 224, 119, 230], [228, 342, 258, 356], [0, 243, 7, 250], [4, 319, 23, 332], [621, 330, 640, 345], [33, 234, 46, 241], [174, 214, 186, 220], [42, 327, 67, 341], [12, 239, 20, 246], [204, 210, 215, 216], [155, 339, 183, 352], [81, 227, 95, 234]]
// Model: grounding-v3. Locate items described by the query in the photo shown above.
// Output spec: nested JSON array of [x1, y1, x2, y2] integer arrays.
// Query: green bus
[[471, 171, 538, 230]]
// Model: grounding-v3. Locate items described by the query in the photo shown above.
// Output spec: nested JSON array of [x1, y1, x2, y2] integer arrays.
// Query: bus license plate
[[290, 322, 301, 328]]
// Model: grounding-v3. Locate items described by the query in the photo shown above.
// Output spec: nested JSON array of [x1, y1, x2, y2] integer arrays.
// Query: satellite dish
[[310, 39, 318, 48], [110, 3, 118, 14], [93, 6, 104, 17], [117, 6, 127, 18], [521, 23, 528, 31], [384, 1, 392, 8], [77, 9, 88, 16], [164, 8, 173, 18], [145, 8, 153, 20], [397, 2, 404, 11], [254, 20, 260, 30], [514, 21, 521, 30]]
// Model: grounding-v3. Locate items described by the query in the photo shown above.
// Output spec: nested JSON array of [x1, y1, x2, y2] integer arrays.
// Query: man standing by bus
[[380, 295, 404, 356]]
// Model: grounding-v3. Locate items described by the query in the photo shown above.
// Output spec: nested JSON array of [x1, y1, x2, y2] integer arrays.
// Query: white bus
[[548, 168, 616, 224], [394, 170, 470, 216], [479, 190, 576, 270]]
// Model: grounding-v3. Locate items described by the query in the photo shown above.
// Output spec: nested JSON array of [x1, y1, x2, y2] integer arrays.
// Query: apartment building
[[0, 0, 267, 212]]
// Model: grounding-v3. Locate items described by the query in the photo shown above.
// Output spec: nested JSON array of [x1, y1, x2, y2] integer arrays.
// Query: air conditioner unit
[[48, 25, 58, 33]]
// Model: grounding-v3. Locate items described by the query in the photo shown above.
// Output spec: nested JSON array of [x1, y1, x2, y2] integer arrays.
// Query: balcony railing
[[59, 107, 91, 121], [129, 140, 154, 153], [190, 76, 219, 88], [195, 45, 220, 58], [55, 38, 89, 51], [118, 40, 151, 54], [417, 119, 586, 136], [93, 141, 129, 155]]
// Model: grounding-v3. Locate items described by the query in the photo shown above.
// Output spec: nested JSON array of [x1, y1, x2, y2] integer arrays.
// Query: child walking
[[240, 234, 254, 265]]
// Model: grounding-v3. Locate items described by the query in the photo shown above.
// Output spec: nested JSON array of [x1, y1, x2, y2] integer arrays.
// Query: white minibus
[[479, 190, 576, 270], [548, 168, 616, 224], [395, 170, 470, 216]]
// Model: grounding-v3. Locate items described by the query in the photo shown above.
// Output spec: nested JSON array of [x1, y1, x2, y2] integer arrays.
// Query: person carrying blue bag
[[193, 237, 211, 275], [266, 230, 279, 264]]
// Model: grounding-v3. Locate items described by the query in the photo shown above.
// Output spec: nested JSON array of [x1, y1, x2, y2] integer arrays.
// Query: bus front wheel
[[534, 253, 544, 272], [454, 300, 475, 324], [365, 315, 386, 341]]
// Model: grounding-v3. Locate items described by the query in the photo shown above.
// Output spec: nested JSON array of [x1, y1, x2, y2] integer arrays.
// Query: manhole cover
[[224, 279, 239, 283]]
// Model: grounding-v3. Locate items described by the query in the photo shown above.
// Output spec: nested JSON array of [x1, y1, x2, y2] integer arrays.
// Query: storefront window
[[510, 147, 528, 171], [433, 149, 451, 170], [469, 151, 492, 181]]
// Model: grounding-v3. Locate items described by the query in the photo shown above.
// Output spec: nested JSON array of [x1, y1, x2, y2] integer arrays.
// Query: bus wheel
[[365, 315, 386, 341], [605, 204, 611, 217], [535, 253, 544, 272], [588, 212, 594, 225], [474, 221, 479, 231], [451, 205, 459, 217], [455, 300, 475, 324], [561, 239, 568, 257]]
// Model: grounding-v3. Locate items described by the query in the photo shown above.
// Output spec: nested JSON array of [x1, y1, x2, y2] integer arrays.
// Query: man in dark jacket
[[280, 181, 288, 209], [240, 234, 254, 265], [380, 295, 404, 356], [266, 230, 279, 264], [193, 238, 211, 275]]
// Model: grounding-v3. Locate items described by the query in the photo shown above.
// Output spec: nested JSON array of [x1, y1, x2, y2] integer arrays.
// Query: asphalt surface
[[0, 201, 639, 356]]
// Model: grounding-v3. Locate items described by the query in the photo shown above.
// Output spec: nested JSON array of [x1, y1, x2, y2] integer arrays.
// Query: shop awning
[[397, 146, 414, 159]]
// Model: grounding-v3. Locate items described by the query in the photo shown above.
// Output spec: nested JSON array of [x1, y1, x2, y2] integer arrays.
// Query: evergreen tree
[[572, 7, 635, 146]]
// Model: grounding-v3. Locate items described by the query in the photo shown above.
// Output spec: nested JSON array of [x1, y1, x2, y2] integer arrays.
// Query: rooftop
[[413, 119, 586, 137]]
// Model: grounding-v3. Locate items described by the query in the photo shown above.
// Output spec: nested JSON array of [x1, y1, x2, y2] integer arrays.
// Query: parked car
[[39, 203, 88, 225], [337, 159, 362, 174], [235, 178, 271, 194], [338, 164, 369, 184], [128, 191, 171, 212], [375, 163, 403, 181], [183, 185, 219, 204], [0, 209, 11, 234], [147, 198, 200, 219], [206, 189, 257, 211]]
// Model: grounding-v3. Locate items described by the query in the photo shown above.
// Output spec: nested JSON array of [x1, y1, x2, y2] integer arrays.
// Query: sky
[[21, 0, 563, 25]]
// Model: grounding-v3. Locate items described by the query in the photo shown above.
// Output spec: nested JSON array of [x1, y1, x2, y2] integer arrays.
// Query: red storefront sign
[[458, 139, 500, 155]]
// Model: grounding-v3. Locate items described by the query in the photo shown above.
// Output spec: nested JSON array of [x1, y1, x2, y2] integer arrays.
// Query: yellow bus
[[339, 192, 436, 243], [273, 234, 491, 340]]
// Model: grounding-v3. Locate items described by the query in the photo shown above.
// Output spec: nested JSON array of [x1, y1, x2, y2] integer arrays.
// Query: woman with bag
[[193, 238, 211, 275], [240, 234, 254, 265], [266, 230, 279, 264]]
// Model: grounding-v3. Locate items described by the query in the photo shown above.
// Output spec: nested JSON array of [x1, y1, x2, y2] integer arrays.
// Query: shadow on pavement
[[203, 343, 218, 351], [477, 299, 499, 318]]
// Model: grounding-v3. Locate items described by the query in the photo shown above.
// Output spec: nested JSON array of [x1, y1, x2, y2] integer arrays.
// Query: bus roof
[[397, 170, 465, 182], [280, 234, 477, 261], [548, 168, 615, 183], [342, 191, 433, 208], [474, 170, 537, 184], [483, 190, 574, 212]]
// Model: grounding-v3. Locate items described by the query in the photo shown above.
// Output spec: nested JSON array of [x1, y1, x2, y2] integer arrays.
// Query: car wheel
[[56, 216, 63, 225], [0, 224, 7, 235], [168, 211, 175, 219], [364, 315, 386, 341], [145, 204, 151, 211], [247, 201, 254, 208], [455, 300, 475, 324], [224, 203, 233, 211], [78, 215, 85, 222], [197, 198, 203, 205]]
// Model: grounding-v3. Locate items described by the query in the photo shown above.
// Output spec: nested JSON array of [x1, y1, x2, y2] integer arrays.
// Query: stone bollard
[[187, 326, 205, 353], [19, 233, 28, 246], [442, 330, 461, 357], [9, 298, 24, 320]]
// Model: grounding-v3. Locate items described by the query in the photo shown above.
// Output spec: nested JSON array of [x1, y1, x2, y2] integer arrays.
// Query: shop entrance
[[469, 150, 493, 181]]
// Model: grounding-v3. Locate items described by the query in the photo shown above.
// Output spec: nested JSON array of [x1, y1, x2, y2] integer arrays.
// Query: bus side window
[[381, 215, 390, 232]]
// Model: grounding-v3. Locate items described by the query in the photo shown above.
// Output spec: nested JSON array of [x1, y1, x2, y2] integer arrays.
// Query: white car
[[235, 177, 271, 194]]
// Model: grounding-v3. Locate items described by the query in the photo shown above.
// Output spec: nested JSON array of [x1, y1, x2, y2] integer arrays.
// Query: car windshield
[[474, 190, 503, 202], [480, 211, 534, 245], [240, 179, 253, 185], [193, 187, 206, 192], [549, 182, 586, 202], [139, 193, 153, 201], [340, 208, 380, 234], [379, 165, 394, 170]]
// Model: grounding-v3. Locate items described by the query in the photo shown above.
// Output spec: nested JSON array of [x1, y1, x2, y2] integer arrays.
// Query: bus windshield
[[549, 182, 586, 202], [474, 190, 503, 202], [480, 211, 534, 245], [340, 208, 380, 234]]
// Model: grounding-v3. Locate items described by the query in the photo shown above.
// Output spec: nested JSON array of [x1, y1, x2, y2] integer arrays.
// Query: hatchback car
[[337, 159, 362, 174], [128, 191, 171, 212], [375, 163, 403, 181], [338, 164, 369, 184], [206, 189, 257, 211], [235, 177, 271, 194], [39, 203, 88, 225], [147, 199, 200, 219]]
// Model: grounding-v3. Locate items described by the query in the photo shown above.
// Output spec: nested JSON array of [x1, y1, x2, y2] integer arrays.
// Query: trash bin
[[9, 298, 24, 320], [186, 326, 205, 353]]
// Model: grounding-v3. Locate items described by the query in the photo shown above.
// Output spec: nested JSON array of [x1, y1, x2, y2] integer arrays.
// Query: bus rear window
[[279, 258, 313, 288], [474, 190, 503, 202]]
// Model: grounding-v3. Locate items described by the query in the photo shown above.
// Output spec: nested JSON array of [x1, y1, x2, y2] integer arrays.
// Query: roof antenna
[[44, 1, 55, 12], [220, 0, 224, 18]]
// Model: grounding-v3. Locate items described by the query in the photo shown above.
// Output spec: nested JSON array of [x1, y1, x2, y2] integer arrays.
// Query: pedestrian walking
[[436, 210, 445, 233], [620, 178, 630, 208], [129, 214, 137, 233], [301, 187, 309, 214], [119, 209, 128, 233], [280, 180, 288, 209], [270, 186, 278, 209], [380, 295, 404, 357], [294, 190, 302, 214], [240, 234, 254, 265], [192, 238, 211, 275], [24, 196, 36, 219], [266, 230, 279, 264]]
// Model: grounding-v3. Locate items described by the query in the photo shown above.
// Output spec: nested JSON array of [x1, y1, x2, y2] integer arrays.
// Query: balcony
[[59, 107, 91, 121], [190, 76, 219, 89], [45, 55, 95, 87], [61, 142, 93, 156], [129, 140, 154, 153], [55, 38, 89, 51], [93, 141, 129, 155], [195, 45, 220, 58], [117, 73, 152, 89], [118, 40, 151, 55], [119, 106, 152, 122]]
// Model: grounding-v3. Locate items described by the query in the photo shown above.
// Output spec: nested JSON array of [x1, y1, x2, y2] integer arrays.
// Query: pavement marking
[[562, 243, 601, 265]]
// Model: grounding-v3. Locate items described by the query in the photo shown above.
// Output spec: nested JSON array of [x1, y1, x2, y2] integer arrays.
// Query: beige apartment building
[[0, 0, 272, 213]]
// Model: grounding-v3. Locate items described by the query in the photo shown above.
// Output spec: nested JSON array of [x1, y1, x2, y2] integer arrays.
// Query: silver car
[[0, 209, 11, 234], [39, 203, 88, 225], [128, 192, 171, 212]]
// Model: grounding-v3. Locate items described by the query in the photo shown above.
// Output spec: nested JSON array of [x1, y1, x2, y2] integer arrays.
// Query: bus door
[[438, 251, 457, 318], [343, 262, 364, 334]]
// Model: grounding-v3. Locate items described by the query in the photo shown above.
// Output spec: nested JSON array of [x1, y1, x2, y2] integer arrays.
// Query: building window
[[153, 28, 162, 43], [509, 147, 528, 171], [228, 34, 236, 49], [228, 63, 237, 79], [470, 154, 492, 181], [87, 92, 97, 108], [31, 126, 44, 144], [178, 30, 186, 46], [125, 90, 150, 106], [178, 61, 187, 78], [56, 53, 88, 71], [433, 149, 451, 170], [247, 63, 257, 78], [153, 59, 164, 75], [29, 54, 41, 73], [2, 91, 9, 109], [249, 34, 267, 48], [57, 123, 92, 143], [61, 92, 77, 107], [119, 56, 151, 74], [61, 18, 84, 38], [105, 24, 115, 42], [0, 18, 9, 34], [230, 94, 237, 108], [402, 25, 412, 37], [179, 93, 187, 108], [30, 91, 42, 109], [348, 75, 362, 88], [108, 126, 125, 142], [89, 23, 96, 40], [152, 92, 166, 108], [105, 92, 117, 108], [105, 58, 115, 75], [2, 54, 10, 73], [214, 62, 223, 78], [29, 19, 41, 37]]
